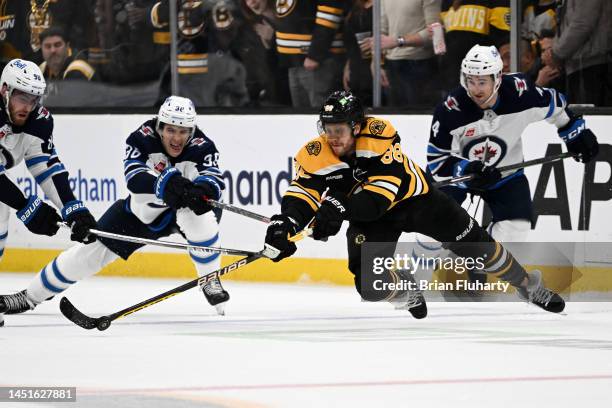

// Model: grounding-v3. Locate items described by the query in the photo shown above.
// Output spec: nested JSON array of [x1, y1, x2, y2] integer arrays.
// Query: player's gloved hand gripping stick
[[433, 151, 575, 188]]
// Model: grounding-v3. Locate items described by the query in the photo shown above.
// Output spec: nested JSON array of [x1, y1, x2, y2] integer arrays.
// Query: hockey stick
[[59, 231, 310, 331], [433, 151, 575, 188], [58, 224, 257, 257], [205, 199, 271, 223]]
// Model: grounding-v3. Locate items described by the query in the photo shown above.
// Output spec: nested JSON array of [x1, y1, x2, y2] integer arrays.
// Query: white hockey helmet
[[156, 96, 197, 137], [460, 45, 503, 100], [1, 59, 46, 122]]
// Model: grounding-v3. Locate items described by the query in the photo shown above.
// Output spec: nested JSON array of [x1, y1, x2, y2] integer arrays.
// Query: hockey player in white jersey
[[0, 96, 229, 325], [428, 44, 599, 244], [0, 59, 97, 325]]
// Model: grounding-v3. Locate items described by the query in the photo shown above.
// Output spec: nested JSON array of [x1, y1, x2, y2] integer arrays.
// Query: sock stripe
[[40, 266, 65, 293], [190, 251, 220, 264], [52, 259, 76, 284]]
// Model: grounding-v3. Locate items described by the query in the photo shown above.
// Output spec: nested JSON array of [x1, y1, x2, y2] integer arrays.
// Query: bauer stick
[[433, 151, 575, 188], [58, 224, 258, 257], [205, 199, 271, 223], [59, 230, 311, 331]]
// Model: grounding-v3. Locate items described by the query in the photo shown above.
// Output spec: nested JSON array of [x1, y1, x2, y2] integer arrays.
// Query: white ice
[[1, 272, 612, 408]]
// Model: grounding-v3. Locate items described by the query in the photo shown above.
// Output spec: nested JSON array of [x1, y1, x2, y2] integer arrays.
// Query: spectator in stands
[[521, 0, 556, 41], [342, 0, 377, 106], [533, 29, 564, 90], [367, 0, 440, 107], [93, 0, 169, 84], [549, 0, 611, 106], [152, 0, 249, 107], [0, 0, 97, 69], [240, 0, 291, 106], [39, 27, 97, 81], [440, 0, 510, 89], [272, 0, 345, 108]]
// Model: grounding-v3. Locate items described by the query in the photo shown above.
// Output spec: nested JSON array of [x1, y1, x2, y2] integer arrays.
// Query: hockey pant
[[347, 187, 529, 301], [27, 198, 220, 304], [440, 173, 533, 242]]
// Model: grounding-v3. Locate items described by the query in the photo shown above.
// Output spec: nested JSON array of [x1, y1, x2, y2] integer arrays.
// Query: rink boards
[[1, 114, 611, 292]]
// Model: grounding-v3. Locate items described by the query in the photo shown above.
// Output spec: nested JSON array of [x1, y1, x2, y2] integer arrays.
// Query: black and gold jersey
[[272, 0, 345, 67], [282, 117, 430, 228]]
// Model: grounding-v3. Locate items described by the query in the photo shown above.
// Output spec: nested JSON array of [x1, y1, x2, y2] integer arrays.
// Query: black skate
[[516, 270, 565, 313], [201, 278, 230, 316], [0, 290, 36, 327], [390, 271, 428, 319]]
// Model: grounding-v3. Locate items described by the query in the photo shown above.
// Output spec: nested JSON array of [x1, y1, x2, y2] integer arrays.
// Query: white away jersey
[[427, 73, 572, 182]]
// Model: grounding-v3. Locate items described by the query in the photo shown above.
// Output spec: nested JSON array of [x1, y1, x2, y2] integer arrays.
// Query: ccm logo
[[566, 123, 585, 141]]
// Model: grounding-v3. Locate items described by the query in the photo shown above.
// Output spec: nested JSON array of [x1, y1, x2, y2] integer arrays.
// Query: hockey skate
[[516, 270, 565, 313], [389, 271, 428, 319], [0, 290, 37, 327], [201, 277, 230, 316]]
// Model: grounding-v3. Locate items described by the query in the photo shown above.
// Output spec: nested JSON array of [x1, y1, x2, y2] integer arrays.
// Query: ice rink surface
[[1, 272, 612, 408]]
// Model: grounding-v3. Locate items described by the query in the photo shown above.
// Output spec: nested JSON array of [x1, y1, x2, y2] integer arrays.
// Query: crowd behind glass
[[1, 0, 610, 109]]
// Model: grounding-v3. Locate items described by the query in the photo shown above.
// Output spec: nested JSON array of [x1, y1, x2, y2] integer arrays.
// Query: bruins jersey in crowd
[[522, 0, 556, 39], [0, 0, 96, 68], [151, 0, 241, 75], [282, 117, 430, 228], [273, 0, 345, 67], [440, 0, 510, 88], [39, 54, 97, 81]]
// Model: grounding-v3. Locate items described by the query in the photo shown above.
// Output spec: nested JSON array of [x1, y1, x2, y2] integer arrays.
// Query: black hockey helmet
[[318, 90, 365, 130]]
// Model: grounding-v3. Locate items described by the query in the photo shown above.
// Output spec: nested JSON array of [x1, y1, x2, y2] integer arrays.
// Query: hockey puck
[[96, 317, 111, 331]]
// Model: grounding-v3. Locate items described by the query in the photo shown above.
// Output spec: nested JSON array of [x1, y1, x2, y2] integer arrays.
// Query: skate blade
[[214, 302, 227, 316]]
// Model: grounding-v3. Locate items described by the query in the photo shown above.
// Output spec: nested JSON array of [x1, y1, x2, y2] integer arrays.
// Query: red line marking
[[67, 374, 612, 394]]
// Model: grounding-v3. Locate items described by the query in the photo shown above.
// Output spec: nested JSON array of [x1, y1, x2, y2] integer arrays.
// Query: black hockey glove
[[558, 117, 599, 163], [264, 214, 298, 262], [16, 195, 61, 236], [155, 167, 191, 210], [183, 176, 224, 215], [457, 161, 501, 190], [181, 184, 213, 215], [61, 201, 97, 244], [312, 193, 347, 241]]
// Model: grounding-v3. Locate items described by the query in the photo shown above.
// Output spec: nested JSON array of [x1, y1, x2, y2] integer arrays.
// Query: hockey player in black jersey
[[427, 45, 599, 284], [264, 90, 566, 319], [0, 96, 229, 326], [0, 59, 97, 325]]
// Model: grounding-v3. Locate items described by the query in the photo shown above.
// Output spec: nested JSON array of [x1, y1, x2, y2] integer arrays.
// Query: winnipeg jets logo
[[462, 136, 507, 167], [444, 96, 461, 112], [514, 77, 528, 97], [464, 128, 476, 137], [139, 125, 154, 136]]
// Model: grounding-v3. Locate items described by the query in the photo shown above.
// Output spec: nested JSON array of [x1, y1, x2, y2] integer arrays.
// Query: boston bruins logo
[[354, 234, 366, 245], [213, 1, 234, 30], [306, 141, 321, 156], [276, 0, 296, 18], [368, 120, 386, 136]]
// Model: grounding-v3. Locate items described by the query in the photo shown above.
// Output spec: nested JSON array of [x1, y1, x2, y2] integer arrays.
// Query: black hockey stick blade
[[60, 297, 112, 331]]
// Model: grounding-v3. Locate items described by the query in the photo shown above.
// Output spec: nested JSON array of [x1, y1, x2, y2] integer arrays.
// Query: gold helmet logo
[[355, 234, 366, 245]]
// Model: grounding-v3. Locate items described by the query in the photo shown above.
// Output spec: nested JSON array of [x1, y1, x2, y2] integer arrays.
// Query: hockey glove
[[264, 214, 298, 262], [455, 160, 501, 190], [16, 195, 61, 236], [61, 201, 97, 244], [155, 167, 191, 210], [312, 193, 347, 241], [558, 117, 599, 163], [183, 176, 224, 215]]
